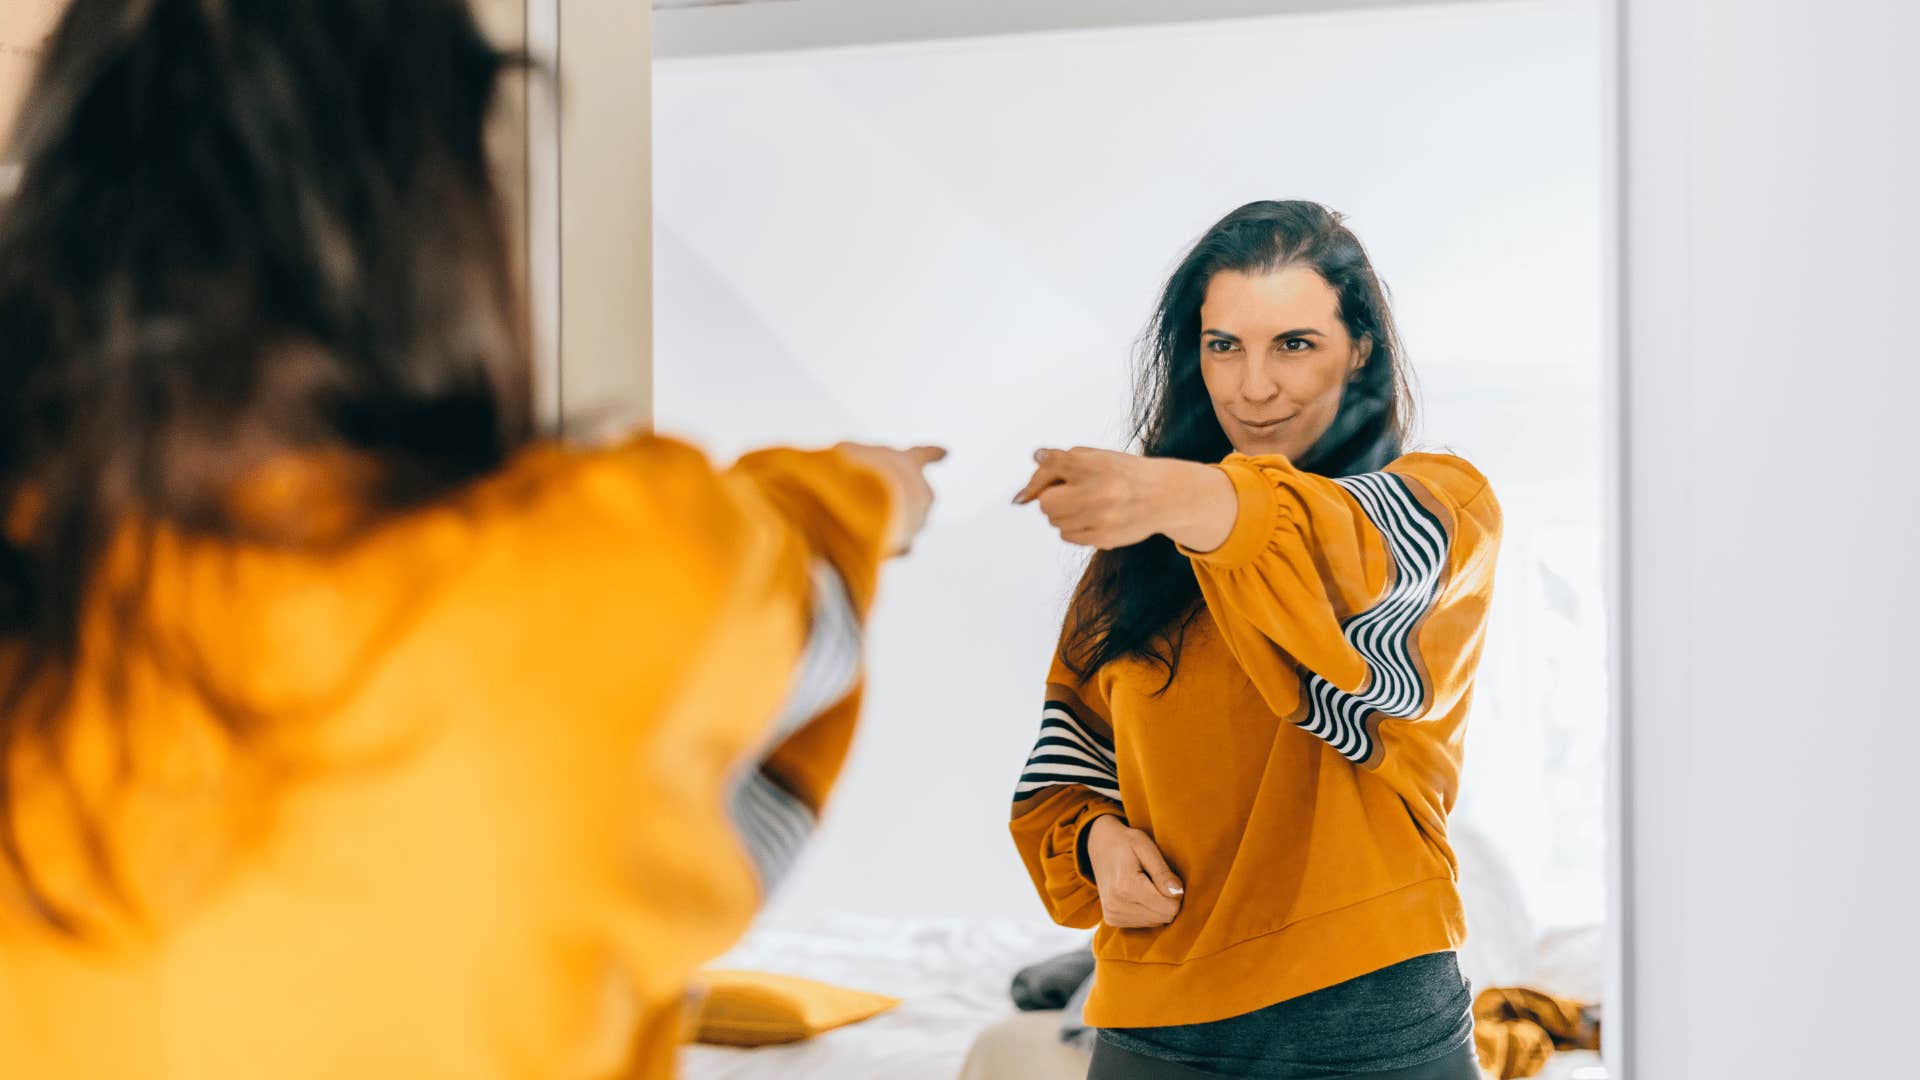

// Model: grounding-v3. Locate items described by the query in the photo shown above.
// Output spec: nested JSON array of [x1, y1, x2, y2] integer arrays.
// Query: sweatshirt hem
[[1083, 877, 1466, 1029]]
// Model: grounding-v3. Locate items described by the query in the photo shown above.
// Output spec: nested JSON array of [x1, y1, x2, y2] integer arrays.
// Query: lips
[[1236, 413, 1295, 430]]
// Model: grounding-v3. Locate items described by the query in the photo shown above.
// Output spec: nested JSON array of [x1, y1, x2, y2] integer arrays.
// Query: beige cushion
[[959, 1009, 1091, 1080]]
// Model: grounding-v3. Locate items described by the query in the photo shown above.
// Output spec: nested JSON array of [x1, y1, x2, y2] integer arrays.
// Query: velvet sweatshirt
[[1010, 452, 1502, 1028], [0, 437, 895, 1080]]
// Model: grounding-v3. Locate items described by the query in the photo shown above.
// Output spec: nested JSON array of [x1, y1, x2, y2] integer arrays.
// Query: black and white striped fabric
[[768, 559, 863, 740], [1300, 471, 1450, 763], [729, 768, 815, 890], [1014, 697, 1121, 804], [729, 559, 862, 890]]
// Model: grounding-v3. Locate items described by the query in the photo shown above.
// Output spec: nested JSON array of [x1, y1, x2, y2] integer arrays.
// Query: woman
[[1011, 200, 1501, 1080], [0, 2, 939, 1078]]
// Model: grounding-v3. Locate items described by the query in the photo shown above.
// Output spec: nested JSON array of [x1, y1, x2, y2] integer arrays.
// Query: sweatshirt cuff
[[1178, 458, 1279, 571], [1072, 808, 1125, 886]]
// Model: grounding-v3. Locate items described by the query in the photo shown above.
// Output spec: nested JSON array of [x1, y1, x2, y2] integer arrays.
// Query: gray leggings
[[1087, 952, 1477, 1080], [1087, 1038, 1483, 1080]]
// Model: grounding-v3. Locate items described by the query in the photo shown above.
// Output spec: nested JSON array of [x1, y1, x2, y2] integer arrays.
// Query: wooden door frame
[[527, 0, 654, 435]]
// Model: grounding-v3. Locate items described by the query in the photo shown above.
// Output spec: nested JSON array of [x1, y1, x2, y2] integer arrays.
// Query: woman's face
[[1197, 266, 1371, 460]]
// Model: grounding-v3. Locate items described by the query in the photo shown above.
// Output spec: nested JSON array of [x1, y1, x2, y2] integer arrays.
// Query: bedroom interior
[[0, 0, 1612, 1076], [7, 1, 1913, 1078]]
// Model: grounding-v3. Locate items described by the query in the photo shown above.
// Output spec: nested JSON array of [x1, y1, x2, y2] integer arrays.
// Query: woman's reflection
[[1010, 200, 1502, 1080]]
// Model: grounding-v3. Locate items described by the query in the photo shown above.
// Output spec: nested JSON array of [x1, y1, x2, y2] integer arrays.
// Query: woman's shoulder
[[1382, 452, 1501, 546], [466, 431, 793, 590], [1384, 451, 1495, 508], [479, 432, 722, 512], [478, 432, 808, 558]]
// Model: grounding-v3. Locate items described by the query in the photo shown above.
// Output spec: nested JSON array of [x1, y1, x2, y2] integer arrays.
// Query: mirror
[[652, 2, 1616, 1079]]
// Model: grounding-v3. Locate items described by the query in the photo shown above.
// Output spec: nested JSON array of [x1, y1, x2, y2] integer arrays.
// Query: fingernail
[[1167, 883, 1184, 896]]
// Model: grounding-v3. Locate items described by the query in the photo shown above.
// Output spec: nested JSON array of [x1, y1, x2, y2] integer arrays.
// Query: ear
[[1348, 334, 1373, 381]]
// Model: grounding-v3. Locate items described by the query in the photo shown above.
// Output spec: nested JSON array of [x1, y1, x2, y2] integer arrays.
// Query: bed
[[680, 913, 1089, 1080], [681, 826, 1608, 1080]]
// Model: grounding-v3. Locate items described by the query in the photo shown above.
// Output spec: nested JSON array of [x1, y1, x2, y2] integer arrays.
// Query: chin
[[1233, 435, 1302, 459]]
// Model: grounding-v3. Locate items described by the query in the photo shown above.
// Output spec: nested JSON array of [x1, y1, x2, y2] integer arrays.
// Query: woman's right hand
[[1085, 814, 1185, 928], [834, 443, 946, 555]]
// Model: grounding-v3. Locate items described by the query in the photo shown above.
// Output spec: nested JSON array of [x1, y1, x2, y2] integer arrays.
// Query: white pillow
[[1529, 923, 1606, 1004], [1450, 818, 1538, 993]]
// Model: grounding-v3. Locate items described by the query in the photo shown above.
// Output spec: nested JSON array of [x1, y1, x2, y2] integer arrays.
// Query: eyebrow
[[1201, 328, 1326, 341]]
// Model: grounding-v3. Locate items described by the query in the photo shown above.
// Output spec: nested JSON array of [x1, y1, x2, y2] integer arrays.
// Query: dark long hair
[[1063, 200, 1414, 687], [0, 0, 534, 927]]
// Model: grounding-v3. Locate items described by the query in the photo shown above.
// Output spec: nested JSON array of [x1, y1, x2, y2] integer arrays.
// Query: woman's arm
[[1010, 675, 1126, 929], [1009, 661, 1184, 930], [721, 444, 940, 891], [511, 436, 940, 1002], [1016, 446, 1500, 766], [1013, 447, 1238, 554]]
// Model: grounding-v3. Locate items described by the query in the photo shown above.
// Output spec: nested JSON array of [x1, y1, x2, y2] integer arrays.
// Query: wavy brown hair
[[0, 0, 535, 928], [1064, 200, 1415, 688]]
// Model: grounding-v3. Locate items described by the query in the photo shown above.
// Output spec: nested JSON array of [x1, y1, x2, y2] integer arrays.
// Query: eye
[[1281, 337, 1314, 353], [1205, 338, 1237, 354]]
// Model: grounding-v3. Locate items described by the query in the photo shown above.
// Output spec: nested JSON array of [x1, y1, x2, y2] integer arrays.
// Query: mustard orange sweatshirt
[[1010, 451, 1501, 1029], [0, 436, 894, 1080]]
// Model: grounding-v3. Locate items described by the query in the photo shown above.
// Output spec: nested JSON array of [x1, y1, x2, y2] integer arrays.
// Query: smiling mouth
[[1235, 413, 1296, 430]]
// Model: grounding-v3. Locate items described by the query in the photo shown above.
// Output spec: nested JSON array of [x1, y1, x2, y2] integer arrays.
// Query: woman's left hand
[[1013, 447, 1234, 551]]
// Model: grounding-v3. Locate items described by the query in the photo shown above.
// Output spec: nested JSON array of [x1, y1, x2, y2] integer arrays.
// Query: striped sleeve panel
[[767, 559, 863, 740], [1301, 471, 1451, 765], [728, 558, 861, 891], [728, 769, 815, 891], [1012, 683, 1120, 812]]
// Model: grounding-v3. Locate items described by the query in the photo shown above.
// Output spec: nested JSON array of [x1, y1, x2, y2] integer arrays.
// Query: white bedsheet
[[680, 907, 1610, 1080], [681, 912, 1088, 1080]]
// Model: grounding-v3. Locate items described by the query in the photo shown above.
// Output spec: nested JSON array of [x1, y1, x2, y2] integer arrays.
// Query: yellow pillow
[[691, 970, 901, 1047]]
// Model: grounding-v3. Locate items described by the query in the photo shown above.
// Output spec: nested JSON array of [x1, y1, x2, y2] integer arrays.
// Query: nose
[[1240, 358, 1281, 406]]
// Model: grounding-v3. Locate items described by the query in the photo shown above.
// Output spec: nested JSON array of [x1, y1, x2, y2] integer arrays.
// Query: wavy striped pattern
[[768, 559, 863, 739], [1014, 698, 1121, 804], [728, 559, 860, 889], [1300, 471, 1450, 763], [729, 768, 815, 890]]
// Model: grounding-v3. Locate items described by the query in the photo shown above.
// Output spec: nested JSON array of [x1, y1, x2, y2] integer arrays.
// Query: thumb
[[907, 445, 949, 465], [1130, 834, 1184, 898]]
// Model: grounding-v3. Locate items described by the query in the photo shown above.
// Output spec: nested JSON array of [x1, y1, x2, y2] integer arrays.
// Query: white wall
[[654, 1, 1607, 929], [1619, 0, 1920, 1076]]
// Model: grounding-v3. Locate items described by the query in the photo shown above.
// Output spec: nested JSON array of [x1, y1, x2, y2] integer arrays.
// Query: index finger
[[907, 445, 949, 466], [1012, 458, 1070, 506]]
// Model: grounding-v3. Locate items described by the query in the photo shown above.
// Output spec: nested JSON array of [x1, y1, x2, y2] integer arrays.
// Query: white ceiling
[[652, 0, 1503, 58], [652, 0, 793, 9]]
